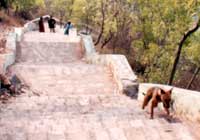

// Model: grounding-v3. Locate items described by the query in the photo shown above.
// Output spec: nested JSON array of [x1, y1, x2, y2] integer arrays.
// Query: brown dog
[[142, 87, 173, 119]]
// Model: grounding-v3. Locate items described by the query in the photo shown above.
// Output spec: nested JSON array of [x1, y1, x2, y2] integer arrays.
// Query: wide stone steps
[[22, 32, 79, 43], [11, 62, 109, 74], [0, 93, 197, 140], [16, 41, 83, 64], [0, 94, 137, 118], [10, 62, 116, 96]]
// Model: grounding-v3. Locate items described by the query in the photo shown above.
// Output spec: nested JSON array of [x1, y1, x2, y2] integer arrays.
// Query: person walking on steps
[[48, 15, 56, 33], [64, 21, 73, 35], [38, 16, 45, 32]]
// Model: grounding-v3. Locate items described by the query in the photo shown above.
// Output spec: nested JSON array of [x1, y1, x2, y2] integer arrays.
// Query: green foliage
[[14, 0, 36, 12], [129, 0, 200, 83], [184, 32, 200, 67], [35, 0, 45, 8], [0, 0, 8, 9], [50, 0, 75, 20]]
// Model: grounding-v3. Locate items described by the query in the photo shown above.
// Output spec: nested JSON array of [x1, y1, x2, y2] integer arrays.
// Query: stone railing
[[0, 16, 47, 73], [14, 15, 52, 42], [0, 33, 17, 74], [14, 18, 41, 42], [81, 34, 138, 97], [138, 83, 200, 122], [0, 14, 40, 73]]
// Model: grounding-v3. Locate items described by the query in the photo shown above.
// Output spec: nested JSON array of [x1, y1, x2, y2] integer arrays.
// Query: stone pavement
[[0, 31, 199, 140]]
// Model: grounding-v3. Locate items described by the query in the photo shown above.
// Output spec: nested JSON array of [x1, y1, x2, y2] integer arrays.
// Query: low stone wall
[[138, 83, 200, 122], [0, 18, 40, 73], [0, 33, 17, 74], [81, 34, 138, 97], [23, 15, 52, 32], [14, 21, 38, 42], [14, 15, 46, 42]]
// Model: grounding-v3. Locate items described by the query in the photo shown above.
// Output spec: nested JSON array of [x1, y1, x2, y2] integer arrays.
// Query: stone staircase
[[16, 32, 82, 64], [0, 31, 199, 140], [16, 42, 81, 64]]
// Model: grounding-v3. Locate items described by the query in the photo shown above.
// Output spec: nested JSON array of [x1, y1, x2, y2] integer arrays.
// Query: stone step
[[0, 94, 137, 113], [0, 88, 197, 140], [0, 114, 196, 140], [16, 41, 84, 63], [22, 31, 80, 43], [10, 62, 116, 96], [12, 62, 109, 74]]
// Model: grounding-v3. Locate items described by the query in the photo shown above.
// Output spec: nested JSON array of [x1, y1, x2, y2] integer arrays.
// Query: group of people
[[38, 15, 73, 35]]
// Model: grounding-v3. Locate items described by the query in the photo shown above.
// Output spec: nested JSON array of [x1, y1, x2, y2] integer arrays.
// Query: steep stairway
[[0, 31, 199, 140]]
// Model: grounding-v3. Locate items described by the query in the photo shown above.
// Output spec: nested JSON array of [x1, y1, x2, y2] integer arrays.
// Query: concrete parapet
[[24, 22, 38, 32], [6, 33, 17, 51], [81, 35, 96, 57], [14, 21, 37, 42], [0, 33, 17, 74], [14, 27, 24, 42], [138, 83, 200, 122]]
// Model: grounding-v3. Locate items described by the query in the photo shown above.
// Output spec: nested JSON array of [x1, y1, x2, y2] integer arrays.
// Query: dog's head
[[160, 88, 173, 108]]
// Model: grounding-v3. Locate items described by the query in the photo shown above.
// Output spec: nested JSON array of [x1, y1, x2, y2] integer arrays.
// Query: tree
[[49, 0, 75, 25], [82, 0, 99, 34], [0, 0, 8, 10], [13, 0, 37, 19], [186, 67, 200, 89], [14, 0, 36, 12], [168, 19, 200, 85], [129, 0, 200, 84], [184, 31, 200, 89], [95, 0, 106, 45], [0, 0, 13, 14]]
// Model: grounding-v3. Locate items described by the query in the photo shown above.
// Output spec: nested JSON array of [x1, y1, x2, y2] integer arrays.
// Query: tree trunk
[[186, 67, 200, 89], [101, 31, 113, 49], [95, 0, 105, 46], [85, 15, 89, 34], [168, 20, 200, 85], [15, 6, 19, 16], [69, 0, 75, 17], [60, 12, 63, 28]]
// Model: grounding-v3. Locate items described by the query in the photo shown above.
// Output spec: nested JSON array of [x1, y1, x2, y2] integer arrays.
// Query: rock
[[0, 74, 23, 99], [0, 73, 11, 85], [9, 74, 22, 94]]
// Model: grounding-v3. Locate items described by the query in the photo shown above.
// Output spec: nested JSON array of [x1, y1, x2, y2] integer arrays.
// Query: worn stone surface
[[0, 31, 200, 140], [22, 31, 80, 43], [16, 42, 82, 64]]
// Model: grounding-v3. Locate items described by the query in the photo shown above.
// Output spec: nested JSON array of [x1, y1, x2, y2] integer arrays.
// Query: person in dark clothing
[[64, 21, 73, 35], [38, 17, 45, 32], [48, 15, 56, 33]]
